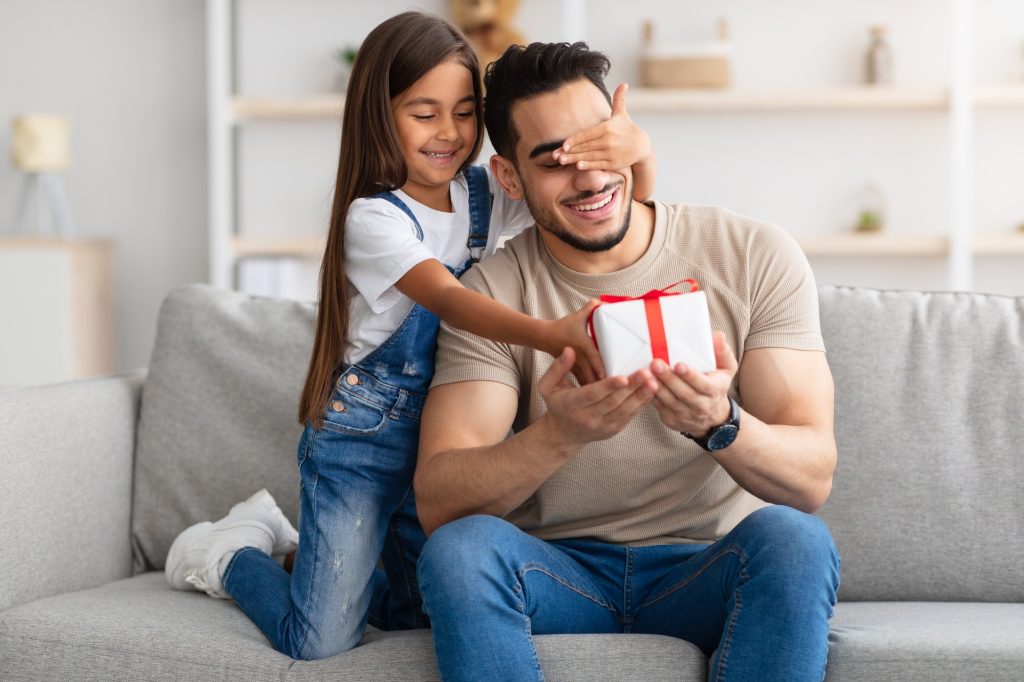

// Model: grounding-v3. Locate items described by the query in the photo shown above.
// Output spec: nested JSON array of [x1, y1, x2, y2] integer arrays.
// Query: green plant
[[333, 45, 358, 66], [856, 210, 883, 232]]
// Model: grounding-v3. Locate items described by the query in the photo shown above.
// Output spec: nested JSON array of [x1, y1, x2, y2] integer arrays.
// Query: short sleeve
[[486, 166, 534, 243], [744, 224, 825, 352], [345, 198, 435, 313], [431, 252, 523, 391]]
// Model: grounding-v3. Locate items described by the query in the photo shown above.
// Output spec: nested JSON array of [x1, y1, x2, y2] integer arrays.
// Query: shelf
[[229, 232, 1024, 260], [230, 232, 953, 259], [796, 234, 949, 256], [226, 85, 1024, 121], [972, 233, 1024, 255], [232, 234, 324, 258], [229, 88, 952, 121], [232, 96, 343, 121], [209, 1, 1021, 295], [626, 87, 949, 112], [974, 84, 1024, 108]]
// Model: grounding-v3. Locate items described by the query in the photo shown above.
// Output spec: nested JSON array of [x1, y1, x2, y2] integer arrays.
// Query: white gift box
[[590, 290, 716, 377]]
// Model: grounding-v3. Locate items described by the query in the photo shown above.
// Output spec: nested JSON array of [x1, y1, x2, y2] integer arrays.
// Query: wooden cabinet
[[0, 238, 116, 386]]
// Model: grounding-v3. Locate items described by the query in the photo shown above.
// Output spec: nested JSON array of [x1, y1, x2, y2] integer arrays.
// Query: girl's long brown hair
[[298, 12, 484, 427]]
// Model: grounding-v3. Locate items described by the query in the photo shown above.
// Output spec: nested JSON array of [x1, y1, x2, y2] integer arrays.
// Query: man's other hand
[[651, 330, 739, 437], [538, 347, 657, 448]]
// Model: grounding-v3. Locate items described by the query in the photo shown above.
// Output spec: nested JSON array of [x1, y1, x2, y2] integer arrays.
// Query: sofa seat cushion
[[0, 572, 706, 681], [828, 601, 1024, 681]]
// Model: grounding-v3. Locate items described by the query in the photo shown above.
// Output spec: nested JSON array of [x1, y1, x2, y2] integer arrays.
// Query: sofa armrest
[[0, 370, 144, 611]]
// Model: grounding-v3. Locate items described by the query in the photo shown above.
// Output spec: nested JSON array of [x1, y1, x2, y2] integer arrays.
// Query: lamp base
[[10, 172, 75, 237]]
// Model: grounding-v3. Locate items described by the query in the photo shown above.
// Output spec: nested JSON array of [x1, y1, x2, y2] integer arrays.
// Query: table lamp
[[9, 114, 75, 237]]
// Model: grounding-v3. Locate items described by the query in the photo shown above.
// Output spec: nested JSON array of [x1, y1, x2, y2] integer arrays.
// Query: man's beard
[[523, 181, 633, 253]]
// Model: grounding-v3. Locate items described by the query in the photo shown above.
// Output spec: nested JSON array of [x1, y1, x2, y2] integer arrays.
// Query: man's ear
[[489, 154, 524, 201]]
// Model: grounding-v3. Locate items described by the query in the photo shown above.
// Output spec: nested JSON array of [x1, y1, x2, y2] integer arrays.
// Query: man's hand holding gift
[[537, 347, 658, 451], [587, 279, 739, 439], [650, 330, 738, 438]]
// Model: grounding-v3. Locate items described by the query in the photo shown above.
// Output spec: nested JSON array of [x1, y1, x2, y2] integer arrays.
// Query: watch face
[[707, 425, 739, 451]]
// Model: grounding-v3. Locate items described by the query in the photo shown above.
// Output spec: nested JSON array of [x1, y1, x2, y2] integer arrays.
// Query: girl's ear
[[489, 154, 523, 200]]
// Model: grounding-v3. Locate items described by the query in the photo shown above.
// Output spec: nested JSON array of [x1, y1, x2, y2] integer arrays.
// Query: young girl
[[165, 11, 654, 660]]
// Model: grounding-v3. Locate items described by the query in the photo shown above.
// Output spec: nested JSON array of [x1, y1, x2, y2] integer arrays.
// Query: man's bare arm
[[414, 348, 658, 536], [651, 334, 836, 513]]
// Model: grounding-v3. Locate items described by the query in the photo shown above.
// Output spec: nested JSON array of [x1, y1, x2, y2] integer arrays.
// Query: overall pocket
[[320, 380, 392, 436]]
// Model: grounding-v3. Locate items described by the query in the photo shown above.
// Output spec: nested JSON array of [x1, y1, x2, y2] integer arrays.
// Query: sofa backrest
[[132, 284, 1024, 604], [132, 285, 312, 572], [816, 285, 1024, 602]]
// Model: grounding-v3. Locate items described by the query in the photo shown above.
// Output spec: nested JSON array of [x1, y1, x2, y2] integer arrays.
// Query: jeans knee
[[744, 506, 840, 579], [289, 632, 360, 661], [417, 515, 516, 596]]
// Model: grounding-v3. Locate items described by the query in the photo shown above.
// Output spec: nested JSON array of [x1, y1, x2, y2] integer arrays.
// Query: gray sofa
[[2, 283, 1022, 681]]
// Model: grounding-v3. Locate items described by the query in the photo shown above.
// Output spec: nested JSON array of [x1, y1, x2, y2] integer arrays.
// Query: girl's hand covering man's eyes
[[552, 83, 652, 173]]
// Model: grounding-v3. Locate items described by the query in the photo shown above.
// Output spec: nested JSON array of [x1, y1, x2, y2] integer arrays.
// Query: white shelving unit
[[207, 0, 234, 290], [207, 0, 1024, 293]]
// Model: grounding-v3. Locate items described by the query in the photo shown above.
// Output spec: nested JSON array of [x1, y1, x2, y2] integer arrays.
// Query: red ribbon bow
[[587, 279, 700, 366]]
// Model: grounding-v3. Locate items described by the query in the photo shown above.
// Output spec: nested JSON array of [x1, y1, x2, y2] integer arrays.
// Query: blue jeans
[[217, 167, 492, 660], [222, 371, 429, 660], [417, 506, 840, 682]]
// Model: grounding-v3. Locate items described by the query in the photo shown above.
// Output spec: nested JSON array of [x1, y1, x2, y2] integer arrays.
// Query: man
[[413, 41, 840, 682]]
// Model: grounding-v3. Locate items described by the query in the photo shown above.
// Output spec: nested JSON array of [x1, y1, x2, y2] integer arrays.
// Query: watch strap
[[684, 397, 740, 451]]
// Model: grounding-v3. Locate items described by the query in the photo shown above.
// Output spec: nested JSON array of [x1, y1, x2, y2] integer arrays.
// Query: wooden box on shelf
[[0, 237, 116, 386], [640, 19, 731, 89]]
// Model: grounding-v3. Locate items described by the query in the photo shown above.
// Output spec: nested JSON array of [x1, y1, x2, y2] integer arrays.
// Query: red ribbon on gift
[[587, 279, 700, 365]]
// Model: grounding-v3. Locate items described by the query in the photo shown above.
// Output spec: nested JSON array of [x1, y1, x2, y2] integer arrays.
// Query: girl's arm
[[552, 82, 656, 201], [395, 259, 604, 383]]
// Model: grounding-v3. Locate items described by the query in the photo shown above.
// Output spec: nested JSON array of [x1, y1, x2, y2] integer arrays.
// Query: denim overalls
[[222, 166, 493, 660]]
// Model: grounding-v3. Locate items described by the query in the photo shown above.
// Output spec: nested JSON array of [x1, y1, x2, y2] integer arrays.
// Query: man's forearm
[[414, 415, 581, 536], [710, 410, 836, 513]]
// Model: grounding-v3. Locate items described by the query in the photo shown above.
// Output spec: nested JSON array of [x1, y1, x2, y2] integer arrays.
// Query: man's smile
[[562, 184, 622, 221]]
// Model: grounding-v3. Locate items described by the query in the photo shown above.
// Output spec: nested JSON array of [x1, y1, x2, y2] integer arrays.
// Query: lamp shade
[[11, 115, 70, 172]]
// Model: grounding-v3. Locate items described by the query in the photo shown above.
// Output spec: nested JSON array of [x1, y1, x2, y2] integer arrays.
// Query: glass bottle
[[865, 25, 893, 85]]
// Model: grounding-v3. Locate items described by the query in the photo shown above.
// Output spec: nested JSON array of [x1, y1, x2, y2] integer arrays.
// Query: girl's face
[[392, 57, 478, 209]]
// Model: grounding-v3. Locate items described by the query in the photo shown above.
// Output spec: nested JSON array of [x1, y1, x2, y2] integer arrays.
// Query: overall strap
[[462, 165, 493, 263], [371, 191, 424, 241]]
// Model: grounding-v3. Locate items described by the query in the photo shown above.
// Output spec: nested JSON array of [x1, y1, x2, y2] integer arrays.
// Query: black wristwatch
[[684, 397, 741, 452]]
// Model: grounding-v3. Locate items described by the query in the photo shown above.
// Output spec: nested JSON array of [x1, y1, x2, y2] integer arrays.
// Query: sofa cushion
[[132, 285, 314, 571], [0, 572, 707, 681], [816, 286, 1024, 602], [827, 601, 1024, 681]]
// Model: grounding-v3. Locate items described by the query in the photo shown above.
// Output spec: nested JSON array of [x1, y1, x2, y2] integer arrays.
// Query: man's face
[[503, 79, 633, 253]]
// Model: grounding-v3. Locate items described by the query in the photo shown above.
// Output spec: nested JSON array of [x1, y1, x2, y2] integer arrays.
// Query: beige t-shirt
[[432, 201, 825, 546]]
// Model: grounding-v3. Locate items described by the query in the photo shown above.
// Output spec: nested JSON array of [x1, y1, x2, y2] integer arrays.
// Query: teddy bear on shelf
[[449, 0, 525, 69]]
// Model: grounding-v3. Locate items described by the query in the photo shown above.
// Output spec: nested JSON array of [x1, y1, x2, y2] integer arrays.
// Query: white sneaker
[[165, 489, 299, 599]]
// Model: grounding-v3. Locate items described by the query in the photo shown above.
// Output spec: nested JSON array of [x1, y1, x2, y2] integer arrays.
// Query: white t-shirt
[[344, 166, 533, 364]]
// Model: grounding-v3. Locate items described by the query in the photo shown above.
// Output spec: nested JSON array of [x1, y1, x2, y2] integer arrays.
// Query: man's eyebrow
[[402, 95, 476, 107], [528, 140, 566, 159]]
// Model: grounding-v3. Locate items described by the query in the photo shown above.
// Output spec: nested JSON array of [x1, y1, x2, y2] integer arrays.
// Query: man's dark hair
[[483, 42, 611, 162]]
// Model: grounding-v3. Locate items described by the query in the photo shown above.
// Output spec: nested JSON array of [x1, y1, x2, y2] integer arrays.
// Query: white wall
[[1, 0, 1022, 377], [0, 0, 207, 372]]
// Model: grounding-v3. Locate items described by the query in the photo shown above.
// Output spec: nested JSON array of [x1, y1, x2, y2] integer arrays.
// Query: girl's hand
[[543, 301, 606, 385], [552, 83, 652, 173]]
